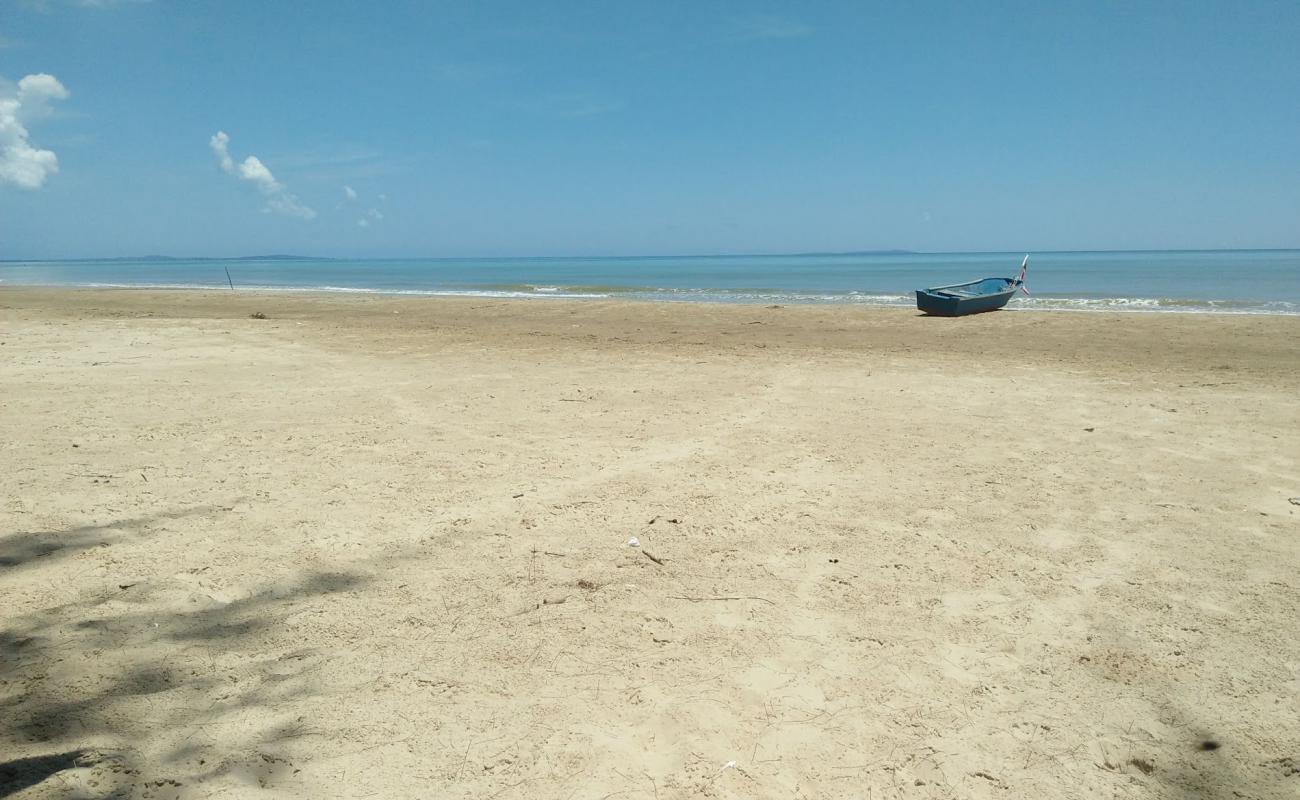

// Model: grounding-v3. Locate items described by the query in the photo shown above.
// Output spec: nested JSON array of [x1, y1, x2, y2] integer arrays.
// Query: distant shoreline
[[4, 247, 1300, 264]]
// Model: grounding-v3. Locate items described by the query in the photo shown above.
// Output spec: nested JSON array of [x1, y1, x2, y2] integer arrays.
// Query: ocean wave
[[1008, 296, 1299, 314], [272, 285, 612, 300], [37, 282, 611, 300], [5, 279, 1297, 314]]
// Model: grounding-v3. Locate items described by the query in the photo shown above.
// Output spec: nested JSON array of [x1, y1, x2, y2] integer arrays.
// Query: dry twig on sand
[[670, 595, 775, 605]]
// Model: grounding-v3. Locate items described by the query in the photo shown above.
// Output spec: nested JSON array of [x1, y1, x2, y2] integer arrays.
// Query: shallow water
[[3, 250, 1297, 314]]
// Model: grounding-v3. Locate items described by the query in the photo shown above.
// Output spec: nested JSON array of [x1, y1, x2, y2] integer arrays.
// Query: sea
[[2, 250, 1297, 315]]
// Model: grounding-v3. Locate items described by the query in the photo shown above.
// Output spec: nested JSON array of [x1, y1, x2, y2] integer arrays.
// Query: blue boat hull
[[915, 277, 1019, 316]]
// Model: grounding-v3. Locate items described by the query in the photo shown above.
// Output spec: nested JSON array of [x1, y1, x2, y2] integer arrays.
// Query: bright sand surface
[[2, 288, 1298, 799]]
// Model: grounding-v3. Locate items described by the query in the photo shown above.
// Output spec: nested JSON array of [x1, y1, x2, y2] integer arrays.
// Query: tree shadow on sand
[[1, 507, 406, 798], [0, 750, 102, 798], [0, 507, 226, 571], [1077, 621, 1295, 799]]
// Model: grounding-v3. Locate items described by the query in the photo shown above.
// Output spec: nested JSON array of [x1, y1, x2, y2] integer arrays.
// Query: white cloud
[[356, 207, 383, 228], [0, 72, 69, 190], [343, 185, 357, 200], [209, 130, 234, 172], [209, 130, 316, 219], [18, 73, 70, 101]]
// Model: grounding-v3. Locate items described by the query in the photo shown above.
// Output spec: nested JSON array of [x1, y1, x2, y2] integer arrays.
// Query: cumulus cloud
[[16, 74, 68, 99], [0, 72, 70, 190], [209, 130, 315, 219], [209, 130, 235, 172]]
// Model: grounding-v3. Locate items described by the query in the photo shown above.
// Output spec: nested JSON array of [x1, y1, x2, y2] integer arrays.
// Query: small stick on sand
[[670, 595, 775, 605], [642, 550, 666, 566], [512, 595, 570, 616]]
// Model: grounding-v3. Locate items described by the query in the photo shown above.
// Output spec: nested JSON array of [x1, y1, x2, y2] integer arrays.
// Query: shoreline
[[2, 282, 1298, 315], [5, 286, 1300, 393]]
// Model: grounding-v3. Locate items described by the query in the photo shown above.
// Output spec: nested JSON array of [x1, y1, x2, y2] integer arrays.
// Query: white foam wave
[[287, 285, 610, 300], [6, 279, 1297, 314], [1008, 296, 1298, 315]]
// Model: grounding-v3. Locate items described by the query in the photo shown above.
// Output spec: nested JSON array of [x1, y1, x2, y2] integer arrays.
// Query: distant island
[[2, 251, 917, 264], [5, 248, 1297, 265], [0, 254, 338, 264]]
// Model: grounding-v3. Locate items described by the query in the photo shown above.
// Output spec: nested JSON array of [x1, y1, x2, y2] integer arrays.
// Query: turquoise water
[[2, 250, 1297, 314]]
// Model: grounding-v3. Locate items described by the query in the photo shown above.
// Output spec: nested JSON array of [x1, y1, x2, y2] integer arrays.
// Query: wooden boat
[[915, 256, 1029, 316]]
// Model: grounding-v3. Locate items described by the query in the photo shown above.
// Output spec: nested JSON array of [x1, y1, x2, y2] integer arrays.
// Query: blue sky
[[1, 1, 1297, 258]]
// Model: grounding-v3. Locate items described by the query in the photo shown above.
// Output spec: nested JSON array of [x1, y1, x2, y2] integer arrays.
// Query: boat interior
[[931, 278, 1012, 297]]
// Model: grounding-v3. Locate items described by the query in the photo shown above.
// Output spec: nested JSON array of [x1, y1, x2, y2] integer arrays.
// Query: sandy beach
[[2, 288, 1297, 799]]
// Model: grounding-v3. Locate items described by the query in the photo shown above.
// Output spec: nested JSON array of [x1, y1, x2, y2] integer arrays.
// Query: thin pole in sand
[[224, 266, 235, 290]]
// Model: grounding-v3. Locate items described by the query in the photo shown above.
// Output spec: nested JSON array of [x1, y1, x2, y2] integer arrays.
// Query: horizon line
[[4, 246, 1300, 264]]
